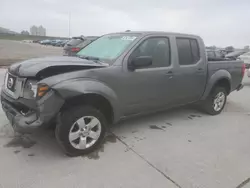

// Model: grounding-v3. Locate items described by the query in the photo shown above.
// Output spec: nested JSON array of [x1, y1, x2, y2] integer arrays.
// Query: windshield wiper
[[78, 55, 101, 63]]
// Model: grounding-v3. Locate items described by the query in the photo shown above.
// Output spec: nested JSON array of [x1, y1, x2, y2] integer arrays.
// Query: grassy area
[[0, 34, 69, 41]]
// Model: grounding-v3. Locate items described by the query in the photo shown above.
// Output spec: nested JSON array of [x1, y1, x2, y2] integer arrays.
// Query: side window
[[176, 38, 200, 65], [215, 51, 223, 58], [130, 37, 171, 68], [190, 39, 200, 62]]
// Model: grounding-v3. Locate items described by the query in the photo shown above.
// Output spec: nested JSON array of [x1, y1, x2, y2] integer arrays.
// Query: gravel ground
[[0, 40, 62, 65], [0, 69, 250, 188]]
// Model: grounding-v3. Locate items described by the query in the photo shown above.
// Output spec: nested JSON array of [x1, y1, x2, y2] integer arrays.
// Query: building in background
[[30, 25, 46, 36], [21, 30, 30, 35], [30, 25, 37, 35], [38, 25, 46, 36]]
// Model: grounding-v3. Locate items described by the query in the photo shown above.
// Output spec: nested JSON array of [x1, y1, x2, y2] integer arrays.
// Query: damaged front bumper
[[1, 89, 64, 133]]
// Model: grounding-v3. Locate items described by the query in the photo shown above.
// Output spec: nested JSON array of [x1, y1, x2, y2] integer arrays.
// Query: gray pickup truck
[[1, 31, 244, 156]]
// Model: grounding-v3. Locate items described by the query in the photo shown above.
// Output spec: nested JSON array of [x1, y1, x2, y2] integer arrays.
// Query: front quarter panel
[[50, 79, 121, 122]]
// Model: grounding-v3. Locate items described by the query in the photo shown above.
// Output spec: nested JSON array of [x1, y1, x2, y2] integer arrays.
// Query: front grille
[[6, 73, 17, 92], [4, 72, 25, 99]]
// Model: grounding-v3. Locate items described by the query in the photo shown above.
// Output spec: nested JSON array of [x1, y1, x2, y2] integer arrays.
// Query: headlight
[[23, 81, 50, 99], [23, 80, 37, 99]]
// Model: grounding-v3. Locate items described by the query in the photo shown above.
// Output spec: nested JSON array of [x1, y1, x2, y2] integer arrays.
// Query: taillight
[[71, 47, 80, 52], [242, 63, 246, 77]]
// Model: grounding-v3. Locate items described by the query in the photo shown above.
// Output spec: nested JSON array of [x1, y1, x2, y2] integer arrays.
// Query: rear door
[[173, 37, 207, 104]]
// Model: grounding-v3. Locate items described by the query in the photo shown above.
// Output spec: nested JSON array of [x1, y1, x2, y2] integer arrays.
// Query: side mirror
[[128, 56, 152, 70]]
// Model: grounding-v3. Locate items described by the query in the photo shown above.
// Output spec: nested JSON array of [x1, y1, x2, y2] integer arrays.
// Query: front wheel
[[55, 106, 107, 157], [202, 87, 227, 115]]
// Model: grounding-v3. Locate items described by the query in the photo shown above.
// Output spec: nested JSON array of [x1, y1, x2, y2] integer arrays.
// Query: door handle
[[196, 68, 204, 73], [165, 71, 173, 75], [165, 71, 174, 79]]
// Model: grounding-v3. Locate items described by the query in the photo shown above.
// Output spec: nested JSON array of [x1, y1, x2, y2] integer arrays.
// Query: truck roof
[[110, 31, 200, 39]]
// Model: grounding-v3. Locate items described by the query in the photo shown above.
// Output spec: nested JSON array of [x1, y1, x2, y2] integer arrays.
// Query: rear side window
[[176, 38, 200, 65], [190, 39, 200, 62]]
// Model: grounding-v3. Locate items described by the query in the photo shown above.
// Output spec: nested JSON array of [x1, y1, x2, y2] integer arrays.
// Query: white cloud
[[0, 0, 249, 47]]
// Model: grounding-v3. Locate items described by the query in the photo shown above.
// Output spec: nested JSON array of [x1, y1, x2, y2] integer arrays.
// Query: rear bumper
[[1, 89, 64, 133], [236, 83, 244, 91]]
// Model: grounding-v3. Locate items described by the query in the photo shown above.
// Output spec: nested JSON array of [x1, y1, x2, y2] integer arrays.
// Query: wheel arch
[[212, 78, 231, 94], [52, 79, 121, 124], [201, 70, 232, 100], [60, 93, 114, 124]]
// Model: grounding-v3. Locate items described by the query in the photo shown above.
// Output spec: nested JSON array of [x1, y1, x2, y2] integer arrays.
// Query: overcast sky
[[0, 0, 249, 47]]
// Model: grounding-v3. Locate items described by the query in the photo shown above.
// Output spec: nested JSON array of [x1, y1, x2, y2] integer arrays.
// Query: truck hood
[[8, 56, 109, 78]]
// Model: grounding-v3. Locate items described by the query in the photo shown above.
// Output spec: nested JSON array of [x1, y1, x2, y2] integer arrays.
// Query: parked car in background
[[55, 40, 68, 47], [39, 39, 52, 45], [206, 50, 226, 61], [22, 40, 33, 43], [50, 39, 61, 46], [39, 39, 68, 47], [74, 37, 98, 52], [1, 31, 244, 156], [239, 51, 250, 64], [63, 36, 98, 56], [225, 50, 247, 60], [33, 40, 40, 43], [240, 52, 250, 77]]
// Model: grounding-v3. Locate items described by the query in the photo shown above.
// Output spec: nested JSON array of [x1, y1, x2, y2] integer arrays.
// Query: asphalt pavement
[[0, 68, 250, 188], [0, 40, 62, 65]]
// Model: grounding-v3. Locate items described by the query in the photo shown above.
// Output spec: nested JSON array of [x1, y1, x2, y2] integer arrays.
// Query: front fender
[[201, 70, 231, 100], [50, 78, 121, 122]]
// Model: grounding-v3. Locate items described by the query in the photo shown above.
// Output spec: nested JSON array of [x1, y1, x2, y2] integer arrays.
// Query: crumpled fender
[[50, 78, 121, 122]]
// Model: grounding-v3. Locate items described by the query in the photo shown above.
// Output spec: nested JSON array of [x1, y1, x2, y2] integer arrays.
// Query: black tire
[[55, 105, 107, 157], [202, 87, 227, 115]]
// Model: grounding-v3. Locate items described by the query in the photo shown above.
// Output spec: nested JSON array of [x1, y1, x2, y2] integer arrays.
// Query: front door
[[121, 36, 175, 116]]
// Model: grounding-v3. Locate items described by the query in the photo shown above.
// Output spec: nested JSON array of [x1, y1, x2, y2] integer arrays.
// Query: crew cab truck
[[1, 31, 244, 156]]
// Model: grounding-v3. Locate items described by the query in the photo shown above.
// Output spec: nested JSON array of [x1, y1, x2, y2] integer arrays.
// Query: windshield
[[76, 34, 139, 62]]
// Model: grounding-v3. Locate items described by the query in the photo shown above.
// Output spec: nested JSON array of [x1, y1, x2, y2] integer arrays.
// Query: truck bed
[[208, 60, 244, 92]]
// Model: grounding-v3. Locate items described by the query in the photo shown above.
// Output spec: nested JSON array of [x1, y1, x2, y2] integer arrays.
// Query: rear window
[[76, 39, 96, 48], [66, 38, 83, 46]]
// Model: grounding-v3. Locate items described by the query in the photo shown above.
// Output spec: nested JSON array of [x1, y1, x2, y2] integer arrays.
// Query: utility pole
[[68, 12, 71, 38]]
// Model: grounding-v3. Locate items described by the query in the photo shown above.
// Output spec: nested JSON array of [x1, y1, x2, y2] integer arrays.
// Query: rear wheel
[[55, 106, 107, 157], [202, 87, 227, 115]]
